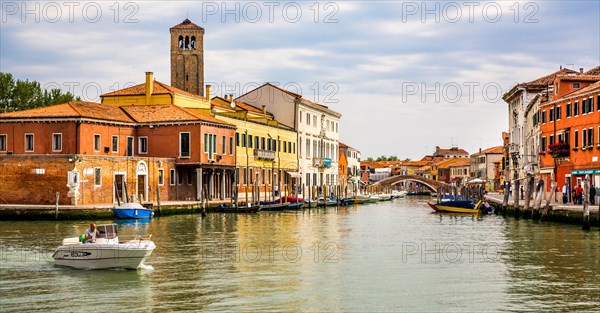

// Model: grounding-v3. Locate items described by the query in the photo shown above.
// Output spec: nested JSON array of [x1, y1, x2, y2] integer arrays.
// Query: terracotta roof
[[0, 101, 134, 123], [448, 158, 471, 167], [433, 147, 469, 156], [120, 104, 219, 124], [100, 80, 207, 101], [403, 160, 429, 167], [585, 66, 600, 75], [0, 102, 232, 126], [170, 19, 204, 31], [235, 101, 266, 114], [471, 146, 503, 156], [522, 68, 579, 87], [211, 97, 236, 111], [435, 158, 463, 169]]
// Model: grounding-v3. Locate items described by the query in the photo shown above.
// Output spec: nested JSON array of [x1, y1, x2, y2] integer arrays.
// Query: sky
[[1, 0, 599, 160]]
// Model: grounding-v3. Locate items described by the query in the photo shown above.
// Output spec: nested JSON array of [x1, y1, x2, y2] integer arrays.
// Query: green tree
[[366, 157, 374, 162], [0, 72, 80, 112], [376, 155, 387, 161], [388, 155, 398, 161]]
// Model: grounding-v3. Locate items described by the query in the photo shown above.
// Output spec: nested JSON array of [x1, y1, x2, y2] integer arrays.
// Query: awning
[[286, 171, 302, 178], [450, 177, 461, 183]]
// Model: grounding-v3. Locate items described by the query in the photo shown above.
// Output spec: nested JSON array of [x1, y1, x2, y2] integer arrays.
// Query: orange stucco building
[[0, 101, 236, 205], [539, 72, 600, 195]]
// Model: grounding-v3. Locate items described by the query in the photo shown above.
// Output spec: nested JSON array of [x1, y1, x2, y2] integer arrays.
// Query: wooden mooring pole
[[532, 179, 544, 218], [542, 174, 556, 221], [55, 192, 59, 220], [156, 188, 161, 217], [523, 177, 534, 218], [583, 175, 591, 230]]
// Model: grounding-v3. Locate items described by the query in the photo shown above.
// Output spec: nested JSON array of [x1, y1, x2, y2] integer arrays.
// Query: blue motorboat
[[112, 202, 154, 219], [286, 201, 305, 210]]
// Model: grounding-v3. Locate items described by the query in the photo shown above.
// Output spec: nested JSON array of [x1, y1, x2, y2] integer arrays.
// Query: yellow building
[[100, 72, 211, 109], [210, 96, 298, 204]]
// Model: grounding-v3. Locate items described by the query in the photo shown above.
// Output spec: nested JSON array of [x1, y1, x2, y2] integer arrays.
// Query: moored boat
[[305, 199, 318, 208], [212, 204, 261, 213], [427, 200, 482, 214], [366, 195, 381, 203], [112, 202, 154, 219], [286, 201, 305, 210], [52, 223, 155, 270], [318, 196, 338, 207], [259, 200, 290, 211], [350, 194, 370, 204]]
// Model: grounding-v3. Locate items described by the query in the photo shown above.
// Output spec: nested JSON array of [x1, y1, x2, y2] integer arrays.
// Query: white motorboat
[[52, 223, 156, 270]]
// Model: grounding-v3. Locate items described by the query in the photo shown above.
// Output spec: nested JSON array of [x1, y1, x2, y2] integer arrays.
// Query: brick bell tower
[[170, 19, 205, 96]]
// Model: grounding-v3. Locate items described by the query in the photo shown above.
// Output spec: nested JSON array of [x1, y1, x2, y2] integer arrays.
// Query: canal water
[[1, 198, 599, 312]]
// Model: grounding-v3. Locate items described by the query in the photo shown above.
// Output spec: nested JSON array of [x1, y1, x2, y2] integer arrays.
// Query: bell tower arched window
[[185, 36, 190, 49], [191, 36, 196, 50], [178, 35, 183, 49]]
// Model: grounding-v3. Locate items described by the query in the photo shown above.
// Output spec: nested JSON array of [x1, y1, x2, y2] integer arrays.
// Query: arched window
[[191, 36, 196, 50], [178, 35, 183, 49], [185, 36, 190, 49]]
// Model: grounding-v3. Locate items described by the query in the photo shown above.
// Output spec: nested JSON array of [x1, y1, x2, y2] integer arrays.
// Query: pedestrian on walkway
[[520, 185, 524, 200], [562, 185, 568, 204], [590, 184, 596, 205], [576, 185, 584, 205]]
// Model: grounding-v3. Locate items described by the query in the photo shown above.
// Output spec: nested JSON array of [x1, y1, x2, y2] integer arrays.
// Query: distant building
[[339, 142, 361, 196], [237, 83, 341, 196], [470, 146, 504, 191], [432, 146, 469, 158]]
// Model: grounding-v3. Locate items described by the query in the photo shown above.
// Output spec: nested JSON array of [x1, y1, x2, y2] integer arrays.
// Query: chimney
[[205, 85, 211, 101], [145, 72, 153, 105], [230, 94, 234, 101], [580, 68, 584, 74], [262, 105, 266, 115]]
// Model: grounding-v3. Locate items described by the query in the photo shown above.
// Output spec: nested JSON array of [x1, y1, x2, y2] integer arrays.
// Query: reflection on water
[[0, 199, 599, 312]]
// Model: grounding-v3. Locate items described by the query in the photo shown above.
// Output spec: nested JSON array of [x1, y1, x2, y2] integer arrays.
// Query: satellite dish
[[230, 101, 236, 109]]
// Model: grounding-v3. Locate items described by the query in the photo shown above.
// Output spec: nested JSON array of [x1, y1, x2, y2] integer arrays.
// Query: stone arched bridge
[[370, 175, 447, 192]]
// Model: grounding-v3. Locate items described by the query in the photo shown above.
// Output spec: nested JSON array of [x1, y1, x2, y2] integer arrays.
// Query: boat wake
[[138, 263, 155, 271]]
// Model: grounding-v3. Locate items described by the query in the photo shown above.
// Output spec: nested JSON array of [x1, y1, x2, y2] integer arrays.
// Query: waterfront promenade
[[485, 192, 600, 227], [0, 200, 232, 220]]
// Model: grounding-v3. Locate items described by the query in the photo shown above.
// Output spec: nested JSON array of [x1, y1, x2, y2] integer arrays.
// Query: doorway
[[136, 161, 148, 202], [114, 173, 126, 203]]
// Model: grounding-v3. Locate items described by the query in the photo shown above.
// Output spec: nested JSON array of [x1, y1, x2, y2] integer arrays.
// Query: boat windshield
[[96, 224, 118, 239]]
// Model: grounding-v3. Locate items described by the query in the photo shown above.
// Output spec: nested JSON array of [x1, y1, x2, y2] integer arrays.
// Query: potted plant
[[549, 141, 570, 158]]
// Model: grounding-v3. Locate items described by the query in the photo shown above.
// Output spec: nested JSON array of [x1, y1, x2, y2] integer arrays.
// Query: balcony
[[313, 157, 332, 168], [254, 149, 275, 160]]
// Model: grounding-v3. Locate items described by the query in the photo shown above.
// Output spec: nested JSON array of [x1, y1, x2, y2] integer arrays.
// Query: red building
[[539, 73, 600, 194], [0, 101, 236, 205]]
